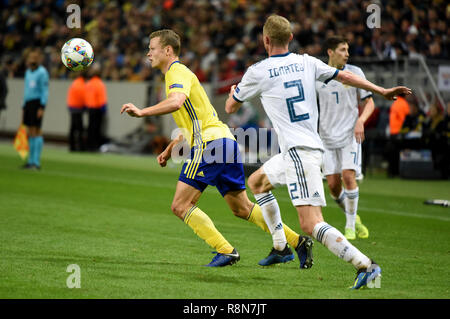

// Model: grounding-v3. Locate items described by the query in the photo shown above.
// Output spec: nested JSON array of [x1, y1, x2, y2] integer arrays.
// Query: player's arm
[[335, 70, 411, 100], [121, 92, 186, 117], [354, 97, 375, 143], [38, 70, 49, 119], [225, 85, 242, 114], [157, 133, 184, 167]]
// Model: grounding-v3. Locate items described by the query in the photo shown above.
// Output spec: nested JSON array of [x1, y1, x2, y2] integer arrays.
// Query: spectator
[[423, 103, 448, 179], [85, 65, 107, 151], [400, 96, 427, 149], [386, 93, 410, 177], [1, 1, 447, 81], [67, 72, 87, 152]]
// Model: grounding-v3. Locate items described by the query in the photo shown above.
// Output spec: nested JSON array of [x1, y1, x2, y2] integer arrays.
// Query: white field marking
[[274, 196, 450, 222], [29, 168, 450, 222], [358, 206, 450, 222]]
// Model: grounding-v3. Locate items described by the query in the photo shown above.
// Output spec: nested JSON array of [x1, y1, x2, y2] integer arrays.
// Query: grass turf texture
[[0, 142, 449, 299]]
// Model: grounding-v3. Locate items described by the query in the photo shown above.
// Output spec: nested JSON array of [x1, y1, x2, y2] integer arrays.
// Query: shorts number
[[351, 151, 357, 164], [332, 91, 339, 104], [289, 183, 299, 200], [284, 80, 309, 123]]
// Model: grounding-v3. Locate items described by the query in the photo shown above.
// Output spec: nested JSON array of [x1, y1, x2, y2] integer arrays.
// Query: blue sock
[[34, 136, 43, 167], [28, 137, 36, 165]]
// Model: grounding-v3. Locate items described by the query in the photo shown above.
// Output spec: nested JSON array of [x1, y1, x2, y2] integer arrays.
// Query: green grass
[[0, 142, 449, 299]]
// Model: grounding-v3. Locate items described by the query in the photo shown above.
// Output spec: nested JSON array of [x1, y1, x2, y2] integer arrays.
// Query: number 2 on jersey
[[284, 80, 309, 123]]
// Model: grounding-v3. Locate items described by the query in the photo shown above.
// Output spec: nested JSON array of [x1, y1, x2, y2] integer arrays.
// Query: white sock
[[344, 187, 359, 229], [254, 192, 287, 251], [312, 222, 371, 269]]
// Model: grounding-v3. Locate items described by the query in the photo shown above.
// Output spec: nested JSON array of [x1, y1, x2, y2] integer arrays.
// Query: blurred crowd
[[385, 95, 450, 179], [1, 0, 449, 84]]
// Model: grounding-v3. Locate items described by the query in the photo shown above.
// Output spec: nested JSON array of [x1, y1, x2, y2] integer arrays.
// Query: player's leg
[[33, 126, 43, 169], [215, 140, 307, 266], [342, 141, 368, 239], [25, 100, 44, 169], [296, 205, 370, 267], [27, 126, 38, 168], [296, 204, 380, 288], [289, 147, 379, 288], [341, 169, 358, 235], [21, 102, 35, 169], [326, 174, 346, 211], [246, 165, 287, 251], [171, 180, 239, 266], [245, 155, 313, 267], [323, 148, 347, 212]]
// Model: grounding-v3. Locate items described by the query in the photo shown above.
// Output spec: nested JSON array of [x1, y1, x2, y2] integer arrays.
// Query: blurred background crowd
[[1, 0, 449, 82], [0, 0, 448, 178]]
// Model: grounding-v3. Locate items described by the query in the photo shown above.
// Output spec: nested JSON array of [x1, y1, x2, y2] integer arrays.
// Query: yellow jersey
[[165, 61, 235, 147]]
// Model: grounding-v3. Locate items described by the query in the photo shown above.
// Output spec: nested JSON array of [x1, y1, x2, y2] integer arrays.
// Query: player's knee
[[231, 205, 251, 219], [248, 173, 266, 194], [342, 176, 357, 189], [328, 184, 341, 198], [247, 174, 258, 192], [170, 202, 186, 220]]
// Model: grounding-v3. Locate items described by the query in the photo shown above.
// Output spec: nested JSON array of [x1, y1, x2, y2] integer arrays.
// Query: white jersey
[[316, 64, 372, 149], [233, 52, 339, 154]]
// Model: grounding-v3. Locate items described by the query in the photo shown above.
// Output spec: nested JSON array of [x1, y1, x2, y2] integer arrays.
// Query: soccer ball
[[61, 38, 94, 71]]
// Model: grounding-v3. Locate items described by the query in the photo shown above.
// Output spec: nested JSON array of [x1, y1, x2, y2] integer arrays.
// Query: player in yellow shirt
[[121, 29, 313, 267]]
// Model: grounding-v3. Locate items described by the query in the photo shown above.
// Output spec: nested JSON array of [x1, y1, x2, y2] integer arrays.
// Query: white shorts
[[322, 137, 362, 176], [262, 147, 326, 207]]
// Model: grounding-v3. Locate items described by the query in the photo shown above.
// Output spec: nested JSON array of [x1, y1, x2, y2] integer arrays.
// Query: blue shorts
[[179, 138, 246, 197]]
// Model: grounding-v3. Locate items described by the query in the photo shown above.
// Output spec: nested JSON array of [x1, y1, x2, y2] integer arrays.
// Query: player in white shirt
[[316, 36, 373, 240], [225, 15, 411, 289]]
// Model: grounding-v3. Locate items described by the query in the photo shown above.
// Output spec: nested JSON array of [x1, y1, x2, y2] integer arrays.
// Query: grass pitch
[[0, 142, 449, 299]]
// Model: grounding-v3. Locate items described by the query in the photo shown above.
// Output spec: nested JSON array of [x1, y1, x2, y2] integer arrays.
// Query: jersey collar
[[168, 60, 181, 71], [270, 52, 291, 58]]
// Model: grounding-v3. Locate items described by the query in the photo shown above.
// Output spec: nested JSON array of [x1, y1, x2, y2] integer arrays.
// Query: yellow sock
[[247, 204, 300, 249], [184, 206, 234, 254]]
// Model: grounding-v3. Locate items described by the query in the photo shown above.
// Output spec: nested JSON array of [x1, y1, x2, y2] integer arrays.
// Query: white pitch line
[[275, 196, 449, 222], [358, 206, 450, 222], [30, 170, 450, 222]]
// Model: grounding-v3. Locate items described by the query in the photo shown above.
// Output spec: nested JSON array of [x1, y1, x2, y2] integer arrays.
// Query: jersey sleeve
[[307, 55, 339, 84], [232, 66, 260, 103], [352, 67, 373, 100], [166, 66, 192, 97]]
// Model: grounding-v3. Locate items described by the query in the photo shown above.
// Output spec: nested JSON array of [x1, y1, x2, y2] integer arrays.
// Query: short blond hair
[[263, 15, 292, 46], [150, 29, 181, 56]]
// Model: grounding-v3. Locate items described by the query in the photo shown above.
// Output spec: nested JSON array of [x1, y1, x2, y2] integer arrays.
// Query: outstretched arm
[[120, 92, 186, 117], [335, 70, 411, 100]]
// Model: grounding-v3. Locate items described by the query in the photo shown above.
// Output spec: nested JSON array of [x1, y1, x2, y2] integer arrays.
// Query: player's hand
[[229, 85, 236, 98], [382, 86, 412, 100], [157, 150, 170, 167], [120, 103, 142, 117], [37, 107, 44, 119], [354, 118, 365, 143]]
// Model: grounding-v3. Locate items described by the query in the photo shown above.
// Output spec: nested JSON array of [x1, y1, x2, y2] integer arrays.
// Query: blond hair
[[150, 29, 181, 56], [263, 15, 292, 46]]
